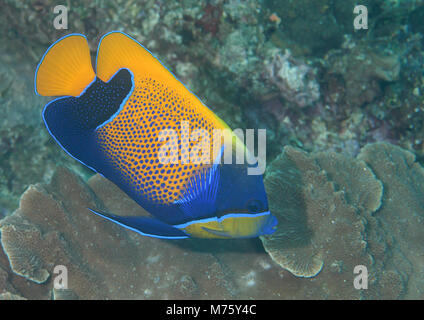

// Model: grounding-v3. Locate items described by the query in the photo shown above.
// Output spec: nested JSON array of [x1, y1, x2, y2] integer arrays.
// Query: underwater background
[[0, 0, 423, 299]]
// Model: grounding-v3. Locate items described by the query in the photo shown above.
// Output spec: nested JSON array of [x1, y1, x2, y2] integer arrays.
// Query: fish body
[[35, 31, 277, 239]]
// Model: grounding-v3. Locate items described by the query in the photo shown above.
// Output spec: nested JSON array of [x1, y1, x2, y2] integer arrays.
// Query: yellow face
[[175, 212, 275, 239]]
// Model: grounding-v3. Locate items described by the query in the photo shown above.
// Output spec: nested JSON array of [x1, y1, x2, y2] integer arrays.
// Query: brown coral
[[261, 142, 424, 299], [358, 142, 424, 299], [261, 146, 378, 293], [324, 40, 401, 108], [1, 142, 423, 299], [0, 167, 277, 299]]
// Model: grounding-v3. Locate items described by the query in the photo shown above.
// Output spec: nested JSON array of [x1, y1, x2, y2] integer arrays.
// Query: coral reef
[[260, 146, 380, 299], [358, 143, 424, 299], [0, 0, 423, 300], [261, 142, 424, 299], [264, 50, 320, 108], [324, 39, 401, 109], [0, 124, 91, 216], [265, 0, 385, 56], [1, 142, 423, 299], [0, 167, 275, 299]]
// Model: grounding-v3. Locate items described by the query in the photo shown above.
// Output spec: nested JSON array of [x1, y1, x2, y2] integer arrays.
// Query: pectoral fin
[[201, 226, 231, 238]]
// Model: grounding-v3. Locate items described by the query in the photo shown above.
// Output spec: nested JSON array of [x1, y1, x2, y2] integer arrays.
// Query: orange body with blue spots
[[35, 31, 277, 239]]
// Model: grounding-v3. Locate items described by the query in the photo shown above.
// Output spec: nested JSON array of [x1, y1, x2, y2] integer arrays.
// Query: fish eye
[[246, 199, 263, 213]]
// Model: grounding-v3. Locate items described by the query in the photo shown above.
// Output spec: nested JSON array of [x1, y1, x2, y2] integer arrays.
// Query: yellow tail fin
[[35, 34, 95, 97]]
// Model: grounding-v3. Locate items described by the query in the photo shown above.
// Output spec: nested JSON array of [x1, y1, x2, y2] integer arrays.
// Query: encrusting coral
[[0, 142, 423, 299]]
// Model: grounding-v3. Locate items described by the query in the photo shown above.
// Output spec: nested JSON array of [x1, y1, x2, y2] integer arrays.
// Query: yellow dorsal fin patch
[[35, 34, 95, 97], [96, 31, 232, 129], [96, 32, 181, 85]]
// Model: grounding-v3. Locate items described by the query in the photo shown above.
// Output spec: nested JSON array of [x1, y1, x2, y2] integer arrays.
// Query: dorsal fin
[[96, 31, 182, 86], [95, 31, 243, 150], [35, 34, 95, 97]]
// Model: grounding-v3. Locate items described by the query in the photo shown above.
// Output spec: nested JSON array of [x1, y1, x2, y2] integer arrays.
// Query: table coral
[[261, 146, 376, 296], [358, 142, 424, 299], [261, 142, 424, 299]]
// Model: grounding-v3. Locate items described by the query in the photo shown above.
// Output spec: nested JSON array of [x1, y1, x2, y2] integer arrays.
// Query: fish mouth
[[260, 214, 278, 235], [174, 211, 277, 238]]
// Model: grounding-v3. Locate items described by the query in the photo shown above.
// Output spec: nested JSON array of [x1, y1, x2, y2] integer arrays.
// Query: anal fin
[[88, 208, 189, 239]]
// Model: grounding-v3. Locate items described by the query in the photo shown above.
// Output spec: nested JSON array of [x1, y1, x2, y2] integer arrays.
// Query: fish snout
[[260, 214, 278, 236]]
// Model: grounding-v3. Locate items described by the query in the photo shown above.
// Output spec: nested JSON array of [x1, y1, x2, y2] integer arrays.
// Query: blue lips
[[260, 214, 278, 236]]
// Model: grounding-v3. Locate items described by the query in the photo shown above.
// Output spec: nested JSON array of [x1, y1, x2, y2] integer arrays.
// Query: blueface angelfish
[[34, 31, 277, 239]]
